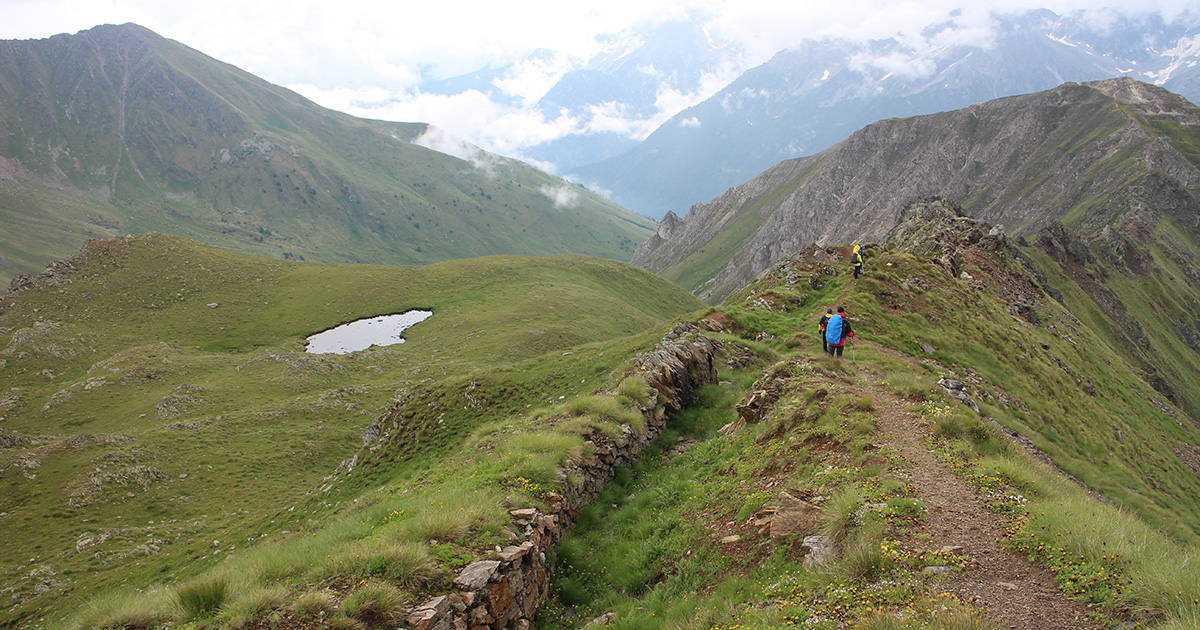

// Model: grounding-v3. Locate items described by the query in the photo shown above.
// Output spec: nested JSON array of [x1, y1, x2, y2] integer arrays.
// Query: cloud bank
[[3, 0, 1195, 170]]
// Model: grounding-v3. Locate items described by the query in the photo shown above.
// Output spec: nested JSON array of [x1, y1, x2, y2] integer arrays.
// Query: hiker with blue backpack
[[825, 306, 854, 358]]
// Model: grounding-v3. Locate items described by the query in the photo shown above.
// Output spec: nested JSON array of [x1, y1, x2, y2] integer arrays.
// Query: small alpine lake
[[304, 310, 433, 354]]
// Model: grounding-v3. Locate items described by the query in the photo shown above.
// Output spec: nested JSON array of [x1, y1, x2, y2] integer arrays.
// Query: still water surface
[[304, 310, 433, 354]]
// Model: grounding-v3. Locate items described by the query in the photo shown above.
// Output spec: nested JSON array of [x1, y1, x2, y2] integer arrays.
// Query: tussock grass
[[1154, 607, 1200, 630], [247, 544, 310, 583], [217, 583, 288, 627], [337, 579, 408, 626], [342, 539, 435, 584], [884, 372, 939, 401], [856, 609, 1000, 630], [563, 395, 646, 431], [617, 376, 653, 406], [293, 590, 336, 618], [65, 587, 177, 630], [841, 525, 893, 581], [175, 574, 229, 620], [820, 486, 866, 544], [1024, 491, 1200, 619], [497, 432, 586, 486]]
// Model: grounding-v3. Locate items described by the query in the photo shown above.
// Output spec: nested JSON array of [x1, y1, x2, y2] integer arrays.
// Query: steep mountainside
[[635, 78, 1200, 422], [0, 24, 654, 285], [634, 79, 1199, 297], [571, 10, 1200, 217]]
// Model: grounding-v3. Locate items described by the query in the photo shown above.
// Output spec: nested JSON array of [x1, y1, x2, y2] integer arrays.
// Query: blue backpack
[[825, 313, 844, 345]]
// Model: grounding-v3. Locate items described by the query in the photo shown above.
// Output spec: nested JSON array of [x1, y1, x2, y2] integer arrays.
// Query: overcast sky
[[2, 0, 1195, 165]]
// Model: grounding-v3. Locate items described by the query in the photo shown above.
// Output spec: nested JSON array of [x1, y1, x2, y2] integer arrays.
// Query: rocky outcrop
[[885, 198, 1048, 325], [400, 324, 720, 630], [632, 78, 1200, 302]]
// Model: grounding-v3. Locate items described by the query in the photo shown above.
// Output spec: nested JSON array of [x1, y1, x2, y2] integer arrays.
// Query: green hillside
[[538, 205, 1200, 630], [0, 24, 654, 286], [0, 234, 703, 627], [7, 206, 1200, 630]]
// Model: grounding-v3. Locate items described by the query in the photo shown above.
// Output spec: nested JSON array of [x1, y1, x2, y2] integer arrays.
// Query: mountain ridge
[[633, 78, 1200, 427], [0, 23, 654, 285], [632, 78, 1200, 298]]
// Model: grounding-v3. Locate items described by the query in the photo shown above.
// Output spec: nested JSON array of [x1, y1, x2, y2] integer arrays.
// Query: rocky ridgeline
[[402, 324, 719, 630], [632, 79, 1200, 303], [4, 237, 131, 296], [883, 198, 1050, 326]]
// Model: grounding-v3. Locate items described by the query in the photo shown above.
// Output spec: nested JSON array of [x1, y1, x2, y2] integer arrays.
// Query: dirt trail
[[864, 381, 1103, 629]]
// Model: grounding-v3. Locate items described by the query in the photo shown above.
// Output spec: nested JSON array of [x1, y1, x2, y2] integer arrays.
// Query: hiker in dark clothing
[[825, 306, 854, 358], [818, 309, 833, 353], [852, 245, 865, 279]]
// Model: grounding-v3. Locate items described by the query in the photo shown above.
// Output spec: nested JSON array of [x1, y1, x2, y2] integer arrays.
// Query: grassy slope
[[0, 234, 702, 627], [835, 252, 1200, 540], [24, 232, 1200, 630], [537, 245, 1200, 630], [0, 25, 654, 285]]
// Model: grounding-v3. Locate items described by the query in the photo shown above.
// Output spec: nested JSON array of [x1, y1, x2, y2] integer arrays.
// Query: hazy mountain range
[[415, 8, 1200, 218]]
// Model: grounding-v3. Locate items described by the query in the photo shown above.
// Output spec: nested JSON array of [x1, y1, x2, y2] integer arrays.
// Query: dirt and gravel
[[866, 380, 1105, 629]]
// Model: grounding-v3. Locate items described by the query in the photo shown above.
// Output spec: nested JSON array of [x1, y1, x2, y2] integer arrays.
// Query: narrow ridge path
[[866, 383, 1103, 629]]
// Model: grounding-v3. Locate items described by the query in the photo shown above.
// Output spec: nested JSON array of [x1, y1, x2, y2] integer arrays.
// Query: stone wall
[[403, 324, 719, 630]]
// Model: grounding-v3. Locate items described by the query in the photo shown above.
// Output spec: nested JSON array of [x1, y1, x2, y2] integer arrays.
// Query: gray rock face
[[632, 78, 1200, 303], [453, 560, 501, 591]]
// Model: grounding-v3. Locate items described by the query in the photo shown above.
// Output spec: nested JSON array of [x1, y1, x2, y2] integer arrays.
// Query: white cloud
[[539, 184, 580, 208], [294, 85, 581, 159], [680, 116, 702, 128], [493, 51, 579, 105], [849, 51, 939, 80], [2, 0, 1195, 170], [562, 174, 614, 198]]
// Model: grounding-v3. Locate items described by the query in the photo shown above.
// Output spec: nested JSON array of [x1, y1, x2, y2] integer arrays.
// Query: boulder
[[769, 492, 821, 538], [453, 560, 500, 591]]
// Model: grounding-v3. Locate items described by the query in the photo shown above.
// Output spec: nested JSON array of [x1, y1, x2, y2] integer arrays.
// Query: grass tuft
[[219, 583, 287, 627], [338, 580, 408, 626], [617, 376, 653, 406], [175, 574, 229, 620], [344, 540, 436, 585], [65, 587, 177, 630], [820, 485, 866, 544], [293, 590, 336, 618]]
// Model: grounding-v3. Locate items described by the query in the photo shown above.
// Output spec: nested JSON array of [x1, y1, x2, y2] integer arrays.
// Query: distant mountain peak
[[570, 9, 1200, 218]]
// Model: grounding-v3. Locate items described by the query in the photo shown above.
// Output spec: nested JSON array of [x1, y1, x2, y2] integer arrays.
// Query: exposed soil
[[864, 381, 1105, 629]]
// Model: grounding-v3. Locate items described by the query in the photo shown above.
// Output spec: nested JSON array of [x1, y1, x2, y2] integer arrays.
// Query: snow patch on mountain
[[1153, 35, 1200, 83]]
